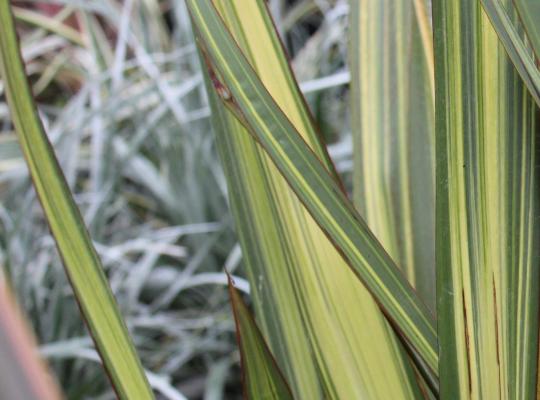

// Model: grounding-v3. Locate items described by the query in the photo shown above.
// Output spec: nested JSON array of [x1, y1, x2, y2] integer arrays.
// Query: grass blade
[[187, 0, 438, 377], [349, 0, 435, 310], [0, 3, 154, 398], [227, 276, 294, 400], [434, 1, 540, 397], [13, 6, 84, 47]]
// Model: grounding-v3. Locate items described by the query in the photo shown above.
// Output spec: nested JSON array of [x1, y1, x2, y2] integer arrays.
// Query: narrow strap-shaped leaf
[[434, 1, 540, 398], [480, 0, 540, 106], [186, 0, 438, 374], [200, 1, 423, 399], [211, 0, 341, 184], [228, 276, 294, 400], [349, 0, 436, 311], [12, 6, 84, 47], [512, 0, 540, 59], [0, 3, 154, 399]]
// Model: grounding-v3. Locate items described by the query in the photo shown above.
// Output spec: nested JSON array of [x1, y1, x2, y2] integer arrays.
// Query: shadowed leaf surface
[[228, 276, 294, 400]]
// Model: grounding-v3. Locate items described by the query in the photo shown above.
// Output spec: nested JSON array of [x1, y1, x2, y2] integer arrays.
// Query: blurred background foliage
[[0, 0, 352, 398]]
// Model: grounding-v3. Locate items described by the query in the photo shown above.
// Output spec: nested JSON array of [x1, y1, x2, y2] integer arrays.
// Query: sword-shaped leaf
[[197, 1, 426, 398], [0, 3, 153, 399], [434, 1, 540, 398], [349, 0, 436, 311], [186, 0, 438, 378]]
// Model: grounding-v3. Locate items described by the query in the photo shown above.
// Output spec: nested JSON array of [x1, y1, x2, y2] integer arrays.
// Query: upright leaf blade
[[227, 276, 294, 400], [197, 1, 426, 398], [349, 0, 436, 310], [434, 1, 540, 398], [0, 4, 153, 399], [187, 0, 438, 378]]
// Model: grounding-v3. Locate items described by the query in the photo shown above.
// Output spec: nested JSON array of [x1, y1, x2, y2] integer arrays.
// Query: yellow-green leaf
[[434, 1, 540, 398], [0, 3, 154, 399], [196, 0, 428, 398], [187, 0, 438, 389], [349, 0, 436, 311]]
